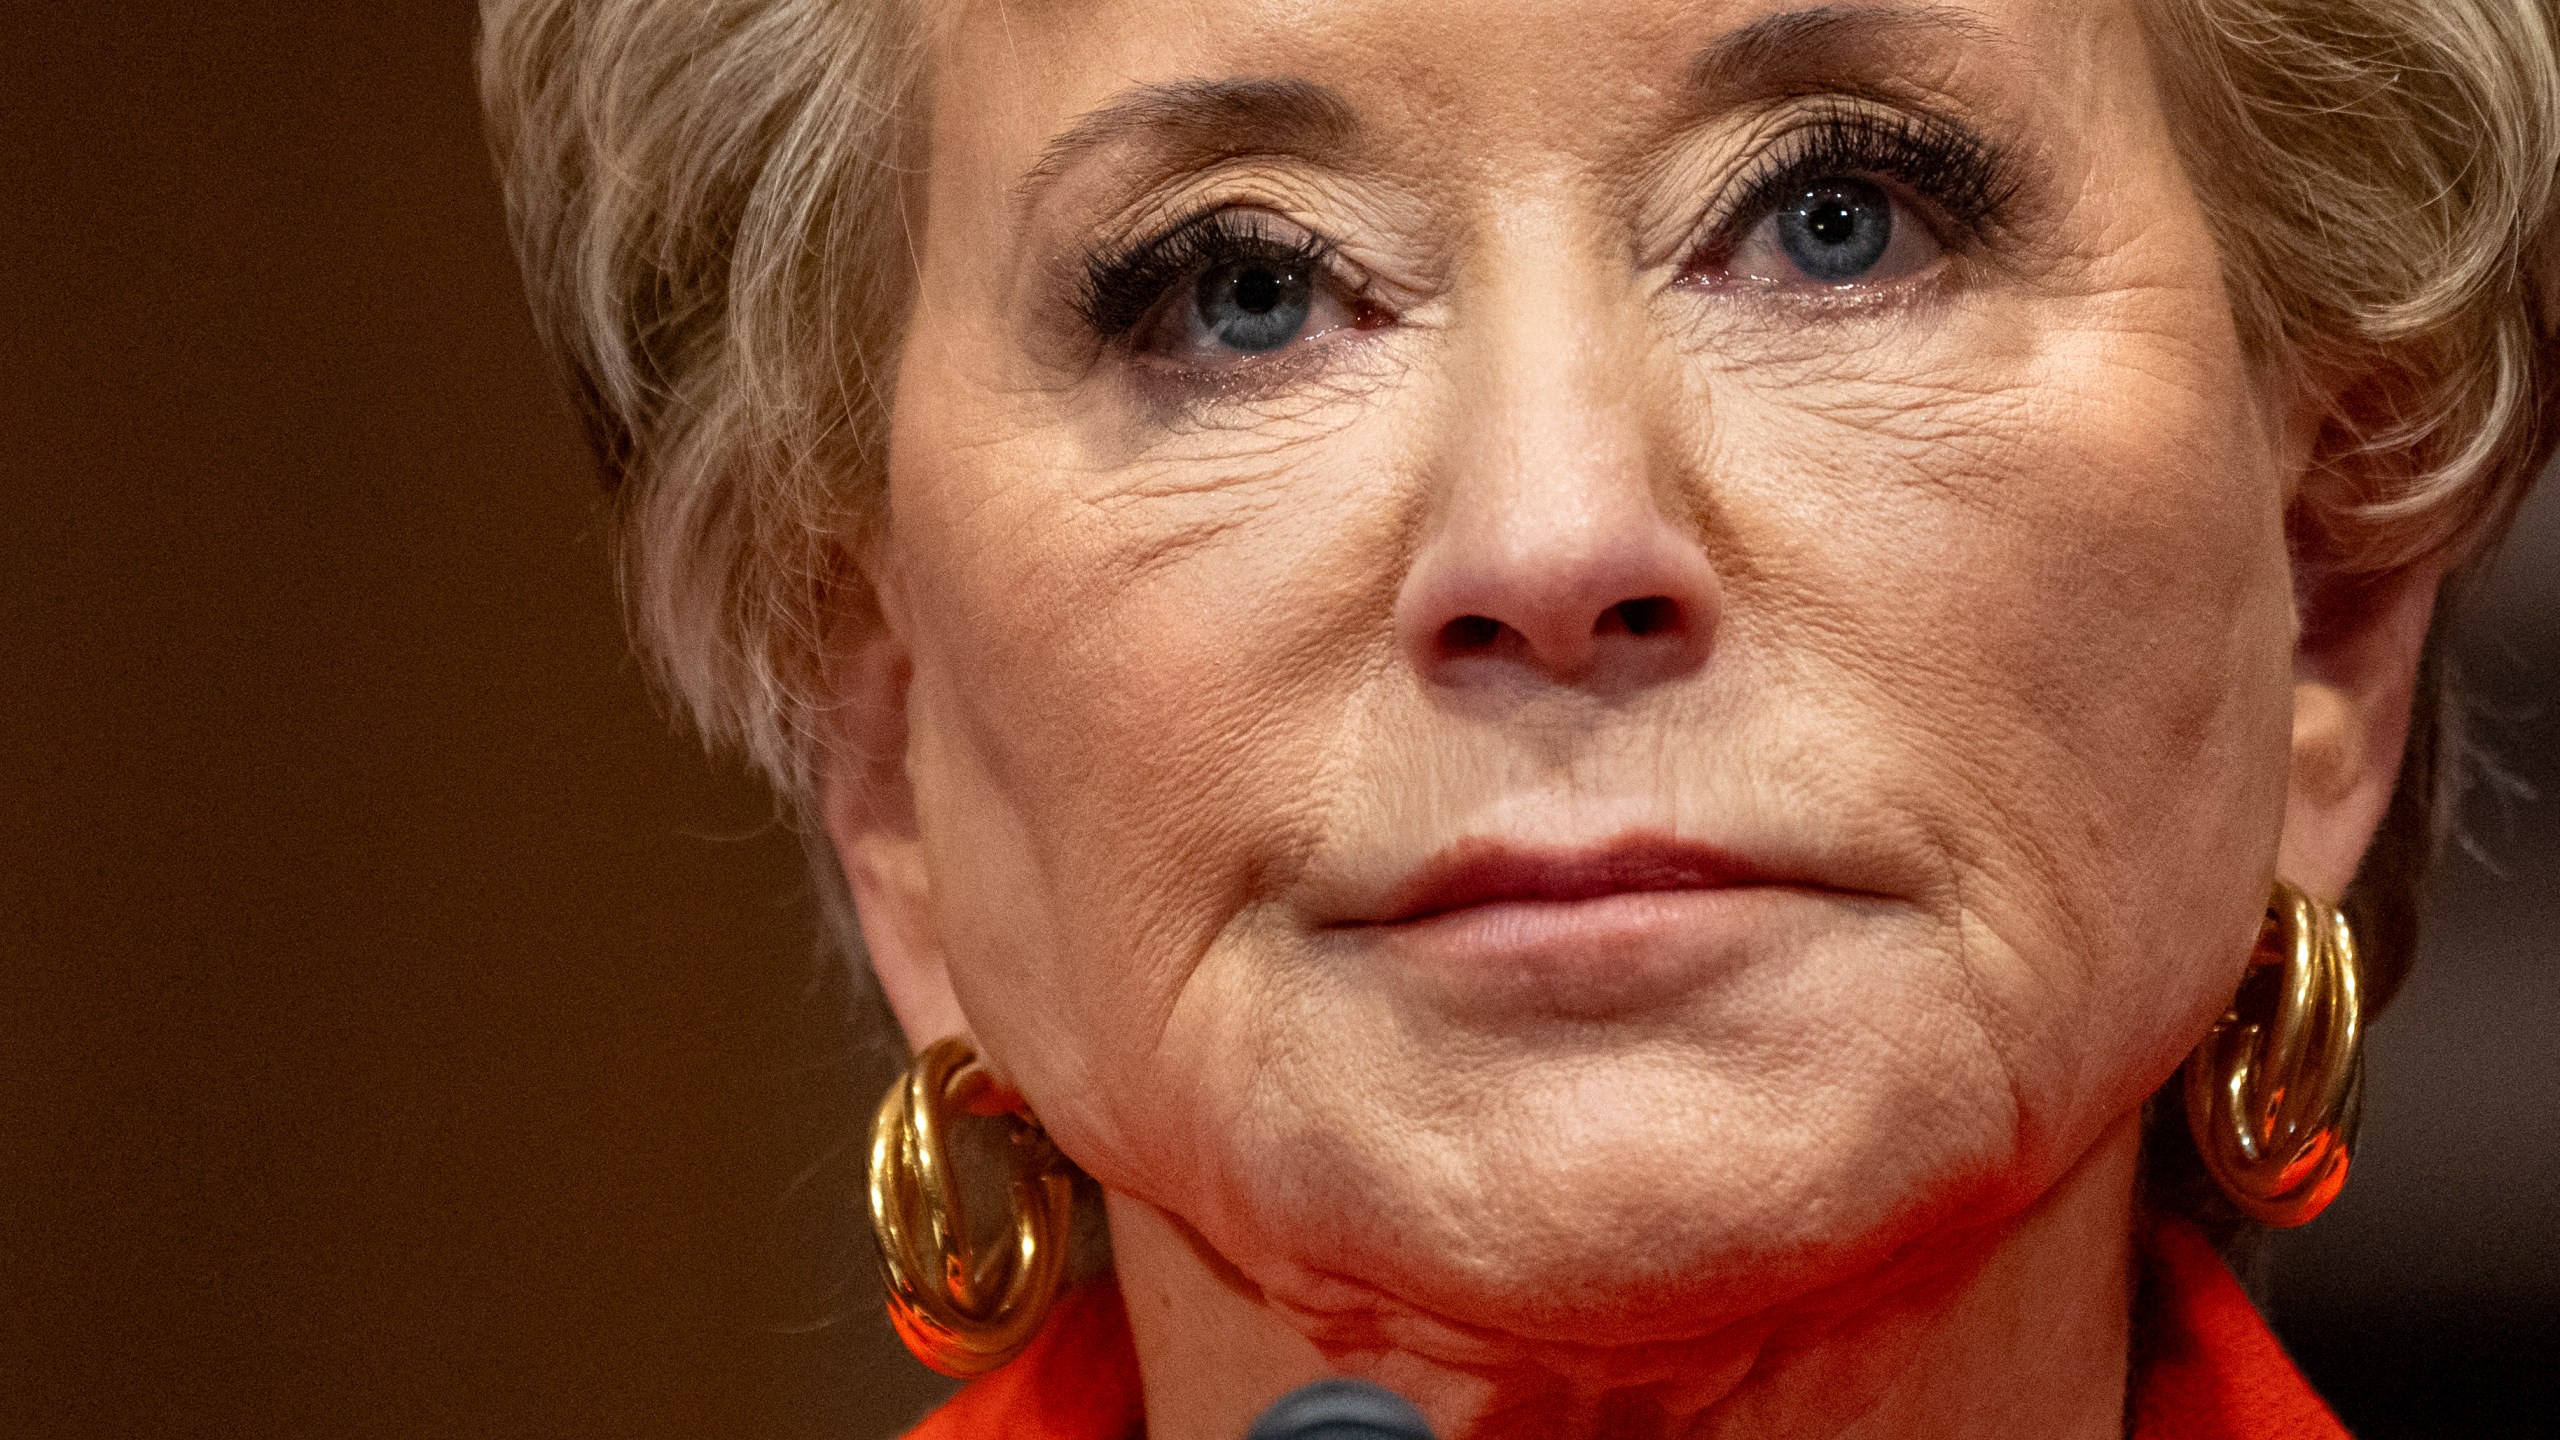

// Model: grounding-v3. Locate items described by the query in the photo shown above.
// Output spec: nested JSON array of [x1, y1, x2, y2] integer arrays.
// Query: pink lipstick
[[1370, 833, 1774, 926], [1333, 831, 1833, 1018]]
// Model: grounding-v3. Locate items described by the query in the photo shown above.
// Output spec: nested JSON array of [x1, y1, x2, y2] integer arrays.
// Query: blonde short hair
[[479, 0, 2560, 1001]]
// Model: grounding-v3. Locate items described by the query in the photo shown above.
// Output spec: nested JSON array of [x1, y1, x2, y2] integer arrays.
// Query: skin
[[820, 0, 2440, 1433]]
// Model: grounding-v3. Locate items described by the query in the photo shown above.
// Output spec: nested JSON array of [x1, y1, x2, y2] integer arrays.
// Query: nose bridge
[[1454, 225, 1662, 529], [1396, 219, 1719, 691]]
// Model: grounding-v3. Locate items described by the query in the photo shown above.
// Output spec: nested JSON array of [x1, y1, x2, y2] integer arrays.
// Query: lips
[[1320, 829, 1861, 1018], [1357, 831, 1782, 928]]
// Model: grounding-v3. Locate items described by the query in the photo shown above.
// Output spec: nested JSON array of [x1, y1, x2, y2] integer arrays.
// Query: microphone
[[1246, 1378, 1437, 1440]]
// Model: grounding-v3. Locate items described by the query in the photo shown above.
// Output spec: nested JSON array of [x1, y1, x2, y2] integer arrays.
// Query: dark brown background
[[5, 7, 2553, 1438]]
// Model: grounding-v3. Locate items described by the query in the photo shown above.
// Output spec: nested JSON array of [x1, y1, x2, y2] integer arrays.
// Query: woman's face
[[838, 0, 2360, 1362]]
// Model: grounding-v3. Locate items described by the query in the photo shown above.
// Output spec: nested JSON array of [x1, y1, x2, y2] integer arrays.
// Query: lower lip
[[1352, 885, 1816, 1018]]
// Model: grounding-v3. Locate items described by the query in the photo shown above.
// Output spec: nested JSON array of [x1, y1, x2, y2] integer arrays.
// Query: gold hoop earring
[[2183, 879, 2365, 1227], [868, 1036, 1074, 1377]]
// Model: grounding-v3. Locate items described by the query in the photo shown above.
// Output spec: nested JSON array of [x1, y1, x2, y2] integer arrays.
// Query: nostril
[[1600, 596, 1681, 638], [1440, 614, 1504, 655]]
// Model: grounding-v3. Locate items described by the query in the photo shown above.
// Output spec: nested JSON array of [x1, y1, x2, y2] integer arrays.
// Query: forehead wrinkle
[[1013, 75, 1361, 212], [1687, 3, 2012, 109]]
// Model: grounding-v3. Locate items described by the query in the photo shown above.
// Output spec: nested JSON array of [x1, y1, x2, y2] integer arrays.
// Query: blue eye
[[1776, 179, 1893, 283], [1194, 258, 1314, 353], [1078, 208, 1368, 366], [1704, 171, 1945, 292]]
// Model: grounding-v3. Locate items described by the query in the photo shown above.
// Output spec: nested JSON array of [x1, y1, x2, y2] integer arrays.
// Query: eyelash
[[1706, 104, 2020, 257], [1068, 105, 2020, 343], [1076, 210, 1342, 340]]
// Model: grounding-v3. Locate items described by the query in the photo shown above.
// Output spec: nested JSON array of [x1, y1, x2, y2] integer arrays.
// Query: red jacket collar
[[2127, 1219, 2351, 1440], [906, 1216, 2348, 1439]]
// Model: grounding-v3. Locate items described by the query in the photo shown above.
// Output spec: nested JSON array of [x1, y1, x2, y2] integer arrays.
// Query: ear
[[817, 614, 971, 1054], [2276, 557, 2444, 901]]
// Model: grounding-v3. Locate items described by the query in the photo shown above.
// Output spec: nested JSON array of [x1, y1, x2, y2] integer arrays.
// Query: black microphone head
[[1245, 1378, 1436, 1440]]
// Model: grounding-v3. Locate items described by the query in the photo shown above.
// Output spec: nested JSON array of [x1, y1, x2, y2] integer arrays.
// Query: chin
[[1210, 1017, 2030, 1362]]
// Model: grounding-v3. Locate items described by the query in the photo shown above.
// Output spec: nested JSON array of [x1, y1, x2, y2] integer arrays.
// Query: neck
[[1107, 1115, 2142, 1440]]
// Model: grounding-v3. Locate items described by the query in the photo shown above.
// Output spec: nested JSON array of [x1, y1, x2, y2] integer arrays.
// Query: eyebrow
[[1016, 76, 1358, 208], [1687, 4, 2004, 102], [1013, 6, 2001, 207]]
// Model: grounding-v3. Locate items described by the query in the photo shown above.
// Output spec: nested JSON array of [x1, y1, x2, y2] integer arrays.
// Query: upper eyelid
[[1165, 208, 1366, 283], [1134, 205, 1324, 254]]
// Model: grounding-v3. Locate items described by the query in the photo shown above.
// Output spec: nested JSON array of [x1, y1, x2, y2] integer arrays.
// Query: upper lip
[[1355, 831, 1784, 926]]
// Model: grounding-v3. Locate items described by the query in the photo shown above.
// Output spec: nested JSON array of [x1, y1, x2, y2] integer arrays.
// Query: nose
[[1394, 316, 1718, 695]]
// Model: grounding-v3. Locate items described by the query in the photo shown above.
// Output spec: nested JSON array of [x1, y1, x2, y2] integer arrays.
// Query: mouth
[[1351, 831, 1790, 928], [1324, 830, 1841, 1018]]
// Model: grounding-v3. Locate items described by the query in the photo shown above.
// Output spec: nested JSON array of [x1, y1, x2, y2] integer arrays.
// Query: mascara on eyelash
[[1076, 210, 1337, 339], [1717, 104, 2023, 249]]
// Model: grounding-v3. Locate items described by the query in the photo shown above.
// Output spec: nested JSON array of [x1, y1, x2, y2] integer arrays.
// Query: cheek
[[1701, 297, 2299, 1141], [878, 355, 1411, 1165]]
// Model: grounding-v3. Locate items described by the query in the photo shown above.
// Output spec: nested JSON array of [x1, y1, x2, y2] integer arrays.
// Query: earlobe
[[2276, 559, 2444, 900], [818, 621, 973, 1053]]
